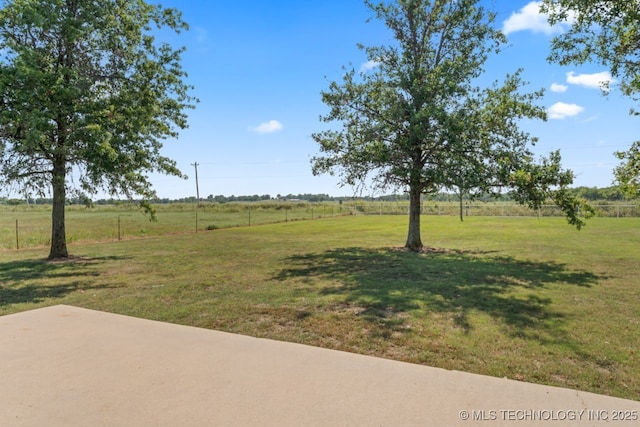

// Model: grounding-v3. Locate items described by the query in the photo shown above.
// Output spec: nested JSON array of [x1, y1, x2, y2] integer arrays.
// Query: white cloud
[[566, 71, 615, 91], [360, 60, 380, 73], [249, 120, 283, 134], [502, 1, 572, 36], [548, 102, 584, 120], [550, 83, 568, 93]]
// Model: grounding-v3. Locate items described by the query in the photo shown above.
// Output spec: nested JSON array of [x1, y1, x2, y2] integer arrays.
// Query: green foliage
[[614, 140, 640, 199], [543, 0, 640, 200], [0, 0, 196, 257], [312, 0, 589, 249], [313, 0, 508, 192], [508, 151, 594, 229], [543, 0, 640, 100]]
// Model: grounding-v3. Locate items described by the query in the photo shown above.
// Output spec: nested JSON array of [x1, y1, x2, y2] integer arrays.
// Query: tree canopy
[[542, 0, 640, 198], [312, 0, 591, 251], [0, 0, 196, 258]]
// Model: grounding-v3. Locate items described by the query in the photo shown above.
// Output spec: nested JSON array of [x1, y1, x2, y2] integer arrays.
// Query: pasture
[[0, 210, 638, 401], [0, 202, 343, 250], [1, 199, 637, 250]]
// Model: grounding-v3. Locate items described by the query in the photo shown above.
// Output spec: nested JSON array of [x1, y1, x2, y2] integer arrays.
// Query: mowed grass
[[0, 215, 638, 400]]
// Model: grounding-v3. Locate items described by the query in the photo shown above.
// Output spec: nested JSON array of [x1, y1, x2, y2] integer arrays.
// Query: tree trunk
[[459, 193, 464, 222], [405, 186, 423, 251], [49, 157, 68, 259]]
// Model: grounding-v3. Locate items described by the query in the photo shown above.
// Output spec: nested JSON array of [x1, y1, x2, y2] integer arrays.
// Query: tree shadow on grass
[[275, 247, 603, 342], [0, 256, 126, 307]]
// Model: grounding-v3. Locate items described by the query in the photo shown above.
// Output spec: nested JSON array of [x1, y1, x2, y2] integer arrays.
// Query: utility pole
[[191, 162, 200, 233], [191, 162, 200, 202]]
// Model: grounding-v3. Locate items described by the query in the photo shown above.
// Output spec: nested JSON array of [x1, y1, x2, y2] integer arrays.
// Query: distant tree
[[312, 0, 591, 251], [0, 0, 196, 259], [442, 131, 486, 222], [601, 186, 625, 201], [440, 96, 501, 221], [542, 0, 640, 198]]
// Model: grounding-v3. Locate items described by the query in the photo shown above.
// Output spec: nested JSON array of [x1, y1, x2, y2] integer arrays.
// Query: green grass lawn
[[0, 215, 638, 401]]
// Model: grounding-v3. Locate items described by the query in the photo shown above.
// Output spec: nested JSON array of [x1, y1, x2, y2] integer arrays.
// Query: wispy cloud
[[550, 83, 568, 93], [360, 60, 380, 73], [548, 102, 584, 120], [566, 71, 615, 91], [194, 26, 208, 44], [249, 120, 284, 134], [502, 1, 572, 36]]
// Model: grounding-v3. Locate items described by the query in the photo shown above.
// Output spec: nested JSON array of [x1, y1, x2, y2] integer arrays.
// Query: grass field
[[0, 202, 344, 250], [1, 200, 637, 250], [0, 214, 638, 401]]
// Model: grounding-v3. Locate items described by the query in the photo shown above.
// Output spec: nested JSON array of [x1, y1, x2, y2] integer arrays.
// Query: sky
[[146, 0, 639, 199]]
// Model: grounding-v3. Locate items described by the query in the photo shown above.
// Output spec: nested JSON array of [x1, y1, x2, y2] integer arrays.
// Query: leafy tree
[[440, 97, 491, 222], [312, 0, 590, 251], [0, 0, 196, 259], [439, 82, 538, 222], [542, 0, 640, 198], [614, 143, 640, 198]]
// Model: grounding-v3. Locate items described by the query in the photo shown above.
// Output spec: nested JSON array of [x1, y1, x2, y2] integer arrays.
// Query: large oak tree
[[312, 0, 590, 251], [0, 0, 196, 259]]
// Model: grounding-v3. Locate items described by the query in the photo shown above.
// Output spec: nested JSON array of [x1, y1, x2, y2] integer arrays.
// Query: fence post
[[15, 219, 19, 250], [248, 207, 251, 226], [118, 216, 122, 241]]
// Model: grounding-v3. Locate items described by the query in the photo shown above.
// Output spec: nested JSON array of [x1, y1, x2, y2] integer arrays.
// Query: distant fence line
[[346, 202, 640, 218], [1, 204, 350, 251], [1, 201, 638, 251]]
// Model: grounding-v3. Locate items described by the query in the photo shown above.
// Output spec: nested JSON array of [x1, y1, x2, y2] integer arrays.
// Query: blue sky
[[149, 0, 638, 199]]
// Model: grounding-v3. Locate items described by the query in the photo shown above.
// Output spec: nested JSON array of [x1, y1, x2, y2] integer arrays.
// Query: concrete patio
[[1, 305, 638, 426]]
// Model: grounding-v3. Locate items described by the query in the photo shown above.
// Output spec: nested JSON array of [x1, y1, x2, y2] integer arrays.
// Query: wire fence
[[1, 201, 638, 251], [344, 201, 640, 218], [0, 203, 349, 251]]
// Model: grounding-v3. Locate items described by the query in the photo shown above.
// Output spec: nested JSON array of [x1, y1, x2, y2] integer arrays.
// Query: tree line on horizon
[[1, 186, 631, 206]]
